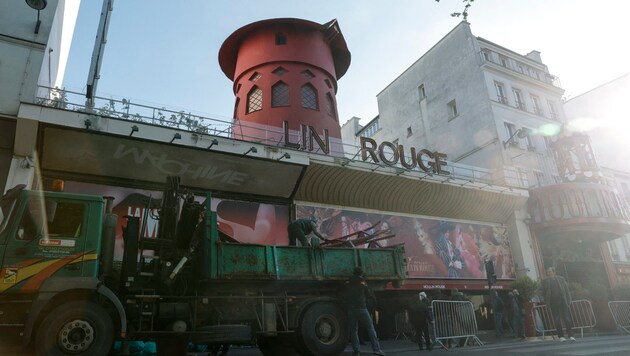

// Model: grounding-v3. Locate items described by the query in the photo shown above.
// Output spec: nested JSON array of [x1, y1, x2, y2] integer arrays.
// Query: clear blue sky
[[62, 0, 630, 126]]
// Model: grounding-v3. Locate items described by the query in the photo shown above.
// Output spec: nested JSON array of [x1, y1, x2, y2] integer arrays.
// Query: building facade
[[344, 21, 630, 293], [564, 73, 630, 285]]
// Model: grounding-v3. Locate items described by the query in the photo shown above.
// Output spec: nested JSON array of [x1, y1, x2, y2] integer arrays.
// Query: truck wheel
[[298, 302, 347, 356], [35, 301, 113, 356]]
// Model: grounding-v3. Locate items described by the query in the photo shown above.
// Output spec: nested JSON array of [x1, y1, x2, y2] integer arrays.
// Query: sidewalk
[[341, 330, 555, 355]]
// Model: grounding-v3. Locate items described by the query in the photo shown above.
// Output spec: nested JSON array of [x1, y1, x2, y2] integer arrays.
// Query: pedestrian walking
[[344, 267, 386, 356], [510, 290, 526, 339], [541, 267, 576, 342], [408, 292, 433, 351], [492, 291, 504, 337]]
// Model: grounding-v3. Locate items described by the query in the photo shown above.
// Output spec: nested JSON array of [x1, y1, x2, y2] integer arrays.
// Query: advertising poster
[[296, 204, 516, 280], [64, 181, 289, 260]]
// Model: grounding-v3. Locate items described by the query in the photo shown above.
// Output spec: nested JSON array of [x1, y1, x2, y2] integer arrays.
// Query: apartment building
[[343, 21, 630, 291]]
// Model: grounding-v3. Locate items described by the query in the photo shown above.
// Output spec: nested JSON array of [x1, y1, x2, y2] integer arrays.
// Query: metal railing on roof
[[35, 86, 530, 190]]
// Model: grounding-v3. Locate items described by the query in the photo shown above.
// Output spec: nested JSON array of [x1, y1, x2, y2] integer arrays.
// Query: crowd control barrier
[[608, 301, 630, 335], [532, 299, 596, 339], [431, 300, 482, 349]]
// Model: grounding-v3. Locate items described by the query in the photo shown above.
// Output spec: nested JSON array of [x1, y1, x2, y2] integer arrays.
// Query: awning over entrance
[[529, 182, 630, 241], [295, 158, 529, 224], [31, 112, 529, 226], [391, 278, 513, 292]]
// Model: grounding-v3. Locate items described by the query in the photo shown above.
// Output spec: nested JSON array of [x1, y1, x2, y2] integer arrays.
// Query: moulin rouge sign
[[282, 121, 449, 175]]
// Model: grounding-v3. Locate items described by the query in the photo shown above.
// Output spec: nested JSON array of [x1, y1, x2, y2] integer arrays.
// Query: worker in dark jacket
[[345, 267, 385, 356], [408, 292, 433, 351], [287, 218, 326, 247]]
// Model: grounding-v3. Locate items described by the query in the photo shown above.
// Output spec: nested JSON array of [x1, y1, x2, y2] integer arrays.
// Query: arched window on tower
[[301, 84, 318, 110], [326, 93, 336, 120], [247, 86, 263, 113], [272, 81, 289, 107]]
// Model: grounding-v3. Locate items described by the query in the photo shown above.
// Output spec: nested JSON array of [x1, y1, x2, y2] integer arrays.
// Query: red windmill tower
[[219, 18, 351, 155]]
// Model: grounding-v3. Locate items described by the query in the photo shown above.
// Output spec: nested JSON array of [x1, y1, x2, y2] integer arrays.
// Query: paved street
[[3, 333, 629, 355], [218, 334, 630, 356]]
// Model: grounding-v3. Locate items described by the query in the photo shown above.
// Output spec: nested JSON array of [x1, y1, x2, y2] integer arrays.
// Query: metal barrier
[[532, 300, 596, 339], [431, 300, 482, 349], [608, 301, 630, 334]]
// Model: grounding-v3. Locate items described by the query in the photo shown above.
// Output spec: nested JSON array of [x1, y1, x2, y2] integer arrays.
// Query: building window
[[233, 98, 239, 119], [548, 100, 558, 119], [326, 93, 336, 120], [531, 95, 543, 115], [302, 70, 315, 79], [482, 50, 490, 61], [494, 82, 507, 104], [324, 79, 332, 89], [247, 86, 263, 113], [447, 99, 458, 119], [249, 72, 262, 82], [271, 82, 289, 107], [276, 32, 287, 45], [524, 129, 536, 151], [500, 55, 508, 67], [621, 182, 630, 201], [407, 127, 413, 137], [236, 83, 242, 93], [513, 89, 525, 110], [272, 66, 287, 76], [301, 84, 318, 110], [534, 171, 545, 187], [622, 236, 630, 257], [610, 240, 620, 261], [361, 119, 380, 138], [418, 84, 426, 100], [504, 122, 518, 146]]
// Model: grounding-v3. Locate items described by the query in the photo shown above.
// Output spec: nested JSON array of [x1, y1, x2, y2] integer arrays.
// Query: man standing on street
[[408, 292, 433, 351], [541, 267, 576, 342], [345, 267, 386, 356]]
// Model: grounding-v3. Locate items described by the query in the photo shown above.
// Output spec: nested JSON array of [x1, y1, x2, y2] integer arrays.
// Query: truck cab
[[0, 187, 122, 355]]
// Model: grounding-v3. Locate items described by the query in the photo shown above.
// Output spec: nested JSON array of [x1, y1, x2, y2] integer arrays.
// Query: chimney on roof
[[526, 50, 542, 63]]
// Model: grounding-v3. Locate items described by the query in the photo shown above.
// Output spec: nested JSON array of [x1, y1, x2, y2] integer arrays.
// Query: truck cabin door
[[1, 193, 90, 293]]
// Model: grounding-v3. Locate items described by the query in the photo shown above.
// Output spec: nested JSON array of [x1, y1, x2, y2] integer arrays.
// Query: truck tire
[[35, 301, 113, 356], [298, 302, 347, 356]]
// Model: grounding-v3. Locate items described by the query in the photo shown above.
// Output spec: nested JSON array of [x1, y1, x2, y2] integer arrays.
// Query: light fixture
[[207, 139, 219, 149], [503, 128, 528, 148], [129, 125, 139, 136], [243, 147, 258, 156], [84, 119, 92, 130], [170, 133, 182, 143], [26, 0, 47, 34], [26, 0, 47, 10], [277, 153, 291, 161]]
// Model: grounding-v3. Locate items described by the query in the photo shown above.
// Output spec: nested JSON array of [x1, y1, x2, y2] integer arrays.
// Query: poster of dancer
[[296, 204, 516, 279]]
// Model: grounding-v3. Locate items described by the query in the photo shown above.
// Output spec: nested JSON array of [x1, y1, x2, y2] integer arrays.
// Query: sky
[[62, 0, 630, 127]]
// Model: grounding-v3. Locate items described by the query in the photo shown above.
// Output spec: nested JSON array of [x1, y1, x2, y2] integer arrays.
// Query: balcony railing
[[34, 86, 532, 190]]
